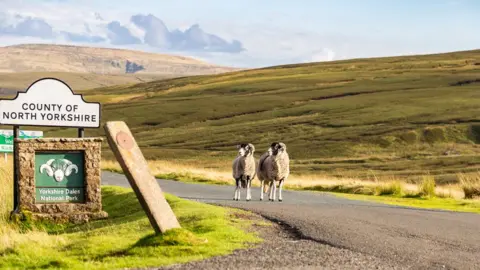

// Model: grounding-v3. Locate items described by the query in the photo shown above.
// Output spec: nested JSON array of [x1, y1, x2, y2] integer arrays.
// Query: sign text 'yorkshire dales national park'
[[0, 78, 100, 128]]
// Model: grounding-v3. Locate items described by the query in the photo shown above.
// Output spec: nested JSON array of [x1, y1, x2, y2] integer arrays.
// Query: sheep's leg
[[234, 178, 240, 201], [246, 177, 252, 201], [278, 179, 285, 202], [260, 180, 264, 201], [268, 181, 274, 201], [272, 181, 277, 201]]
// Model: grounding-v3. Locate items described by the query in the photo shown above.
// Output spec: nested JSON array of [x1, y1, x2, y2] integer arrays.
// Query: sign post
[[0, 78, 106, 223]]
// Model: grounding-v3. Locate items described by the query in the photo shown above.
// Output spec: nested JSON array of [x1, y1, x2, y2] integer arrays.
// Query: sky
[[0, 0, 479, 68]]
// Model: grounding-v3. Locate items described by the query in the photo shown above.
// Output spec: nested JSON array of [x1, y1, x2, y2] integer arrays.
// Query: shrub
[[399, 130, 418, 144], [423, 127, 446, 144], [468, 124, 480, 143]]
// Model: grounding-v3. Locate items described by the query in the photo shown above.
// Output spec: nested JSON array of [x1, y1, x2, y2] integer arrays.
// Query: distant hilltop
[[0, 44, 242, 76]]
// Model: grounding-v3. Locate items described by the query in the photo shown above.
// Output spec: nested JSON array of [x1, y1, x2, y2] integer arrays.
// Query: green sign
[[0, 129, 43, 153], [35, 152, 85, 203]]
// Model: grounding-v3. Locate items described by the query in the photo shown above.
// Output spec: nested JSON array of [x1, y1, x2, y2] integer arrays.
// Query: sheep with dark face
[[259, 142, 290, 202], [232, 143, 256, 201]]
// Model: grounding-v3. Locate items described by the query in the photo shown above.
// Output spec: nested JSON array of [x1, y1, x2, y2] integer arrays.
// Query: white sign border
[[0, 77, 102, 128]]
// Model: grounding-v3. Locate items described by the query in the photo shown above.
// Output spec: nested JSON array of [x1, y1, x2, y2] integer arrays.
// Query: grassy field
[[0, 72, 171, 92], [0, 161, 264, 269], [68, 49, 480, 184], [3, 49, 480, 186]]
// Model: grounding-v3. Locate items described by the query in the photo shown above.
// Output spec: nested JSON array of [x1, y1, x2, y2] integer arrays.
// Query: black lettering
[[3, 112, 10, 119], [29, 104, 35, 111], [54, 114, 59, 121], [92, 115, 97, 122], [22, 103, 28, 110], [44, 104, 50, 111], [66, 105, 72, 112], [47, 114, 53, 121], [74, 114, 81, 121], [85, 115, 90, 122], [67, 114, 73, 121], [31, 113, 37, 120], [40, 113, 46, 120], [18, 112, 24, 120], [61, 114, 66, 121], [57, 105, 62, 111]]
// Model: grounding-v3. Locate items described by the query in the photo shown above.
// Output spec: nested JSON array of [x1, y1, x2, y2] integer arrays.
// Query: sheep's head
[[237, 143, 255, 157], [269, 142, 287, 156], [40, 159, 79, 182]]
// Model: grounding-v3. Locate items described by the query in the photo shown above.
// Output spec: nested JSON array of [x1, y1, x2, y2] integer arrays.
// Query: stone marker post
[[103, 121, 181, 234]]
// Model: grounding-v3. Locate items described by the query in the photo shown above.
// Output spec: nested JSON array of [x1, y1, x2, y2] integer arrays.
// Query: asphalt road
[[102, 171, 480, 270]]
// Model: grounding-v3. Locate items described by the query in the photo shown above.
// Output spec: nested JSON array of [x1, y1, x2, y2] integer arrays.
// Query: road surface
[[102, 172, 480, 270]]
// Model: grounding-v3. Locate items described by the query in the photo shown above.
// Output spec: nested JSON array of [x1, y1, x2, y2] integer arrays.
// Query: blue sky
[[0, 0, 479, 67]]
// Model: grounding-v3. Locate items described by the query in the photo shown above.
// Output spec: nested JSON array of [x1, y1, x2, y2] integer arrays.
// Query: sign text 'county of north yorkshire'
[[0, 78, 100, 128]]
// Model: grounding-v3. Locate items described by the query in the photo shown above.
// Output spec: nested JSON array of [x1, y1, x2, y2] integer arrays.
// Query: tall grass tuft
[[375, 181, 404, 196], [458, 173, 480, 199], [418, 175, 436, 198], [0, 160, 13, 225]]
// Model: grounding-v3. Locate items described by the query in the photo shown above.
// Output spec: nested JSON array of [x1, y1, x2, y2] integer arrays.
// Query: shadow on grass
[[92, 224, 209, 262]]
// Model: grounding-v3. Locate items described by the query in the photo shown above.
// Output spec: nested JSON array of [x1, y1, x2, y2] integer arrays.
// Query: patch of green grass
[[334, 193, 480, 214], [0, 186, 262, 270]]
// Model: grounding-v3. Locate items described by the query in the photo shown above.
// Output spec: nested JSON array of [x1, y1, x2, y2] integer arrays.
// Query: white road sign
[[0, 78, 101, 128]]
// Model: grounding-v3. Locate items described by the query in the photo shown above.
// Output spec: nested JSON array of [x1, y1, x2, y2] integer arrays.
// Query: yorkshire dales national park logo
[[39, 159, 79, 182]]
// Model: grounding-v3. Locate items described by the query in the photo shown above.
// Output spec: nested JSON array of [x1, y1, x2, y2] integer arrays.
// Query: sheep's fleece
[[264, 142, 290, 182], [232, 143, 256, 187]]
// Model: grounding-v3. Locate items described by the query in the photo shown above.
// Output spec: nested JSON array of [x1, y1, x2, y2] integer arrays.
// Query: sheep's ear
[[236, 144, 241, 149]]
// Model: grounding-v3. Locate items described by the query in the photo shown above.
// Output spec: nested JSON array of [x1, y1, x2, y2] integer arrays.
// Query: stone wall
[[13, 138, 108, 223]]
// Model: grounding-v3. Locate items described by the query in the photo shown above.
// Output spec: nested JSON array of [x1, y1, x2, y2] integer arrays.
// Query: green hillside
[[39, 50, 480, 183]]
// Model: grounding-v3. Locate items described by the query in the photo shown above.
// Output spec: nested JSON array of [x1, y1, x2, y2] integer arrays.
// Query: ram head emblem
[[40, 159, 79, 182]]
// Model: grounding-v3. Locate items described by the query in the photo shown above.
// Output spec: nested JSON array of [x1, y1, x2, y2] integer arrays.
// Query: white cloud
[[1, 0, 476, 68]]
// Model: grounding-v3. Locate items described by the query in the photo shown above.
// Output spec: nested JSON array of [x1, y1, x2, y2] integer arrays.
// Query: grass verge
[[333, 193, 480, 214], [1, 161, 263, 269]]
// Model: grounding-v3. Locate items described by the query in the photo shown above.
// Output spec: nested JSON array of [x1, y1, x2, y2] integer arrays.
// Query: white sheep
[[232, 143, 256, 201], [256, 147, 272, 201], [261, 142, 290, 202]]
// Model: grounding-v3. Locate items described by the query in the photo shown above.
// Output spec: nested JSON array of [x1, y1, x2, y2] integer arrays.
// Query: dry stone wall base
[[13, 138, 108, 224]]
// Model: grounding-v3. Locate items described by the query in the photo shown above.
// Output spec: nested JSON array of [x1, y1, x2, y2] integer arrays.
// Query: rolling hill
[[0, 44, 240, 91], [18, 49, 480, 183]]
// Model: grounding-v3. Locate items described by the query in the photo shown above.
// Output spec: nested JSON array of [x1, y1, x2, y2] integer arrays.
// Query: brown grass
[[458, 172, 480, 199], [0, 159, 61, 254]]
